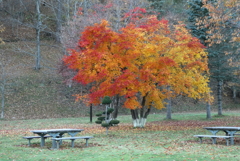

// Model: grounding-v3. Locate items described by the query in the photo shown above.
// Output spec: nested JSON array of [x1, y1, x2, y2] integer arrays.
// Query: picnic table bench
[[23, 129, 94, 149], [23, 135, 52, 146], [30, 129, 84, 148], [52, 136, 94, 149], [203, 127, 240, 145], [194, 135, 233, 146]]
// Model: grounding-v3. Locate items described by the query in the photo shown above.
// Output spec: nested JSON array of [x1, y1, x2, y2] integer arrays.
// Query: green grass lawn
[[1, 112, 240, 161]]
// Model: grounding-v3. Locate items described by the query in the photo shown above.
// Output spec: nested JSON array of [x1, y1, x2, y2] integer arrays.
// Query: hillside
[[0, 40, 240, 120], [0, 40, 87, 119]]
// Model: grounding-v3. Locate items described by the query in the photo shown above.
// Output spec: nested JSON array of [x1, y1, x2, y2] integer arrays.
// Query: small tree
[[95, 96, 120, 135]]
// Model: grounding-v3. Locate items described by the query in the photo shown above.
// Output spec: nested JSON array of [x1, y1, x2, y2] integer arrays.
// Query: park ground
[[1, 111, 240, 161]]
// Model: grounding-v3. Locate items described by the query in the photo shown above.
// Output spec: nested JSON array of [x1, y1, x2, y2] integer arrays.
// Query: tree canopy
[[63, 8, 211, 111]]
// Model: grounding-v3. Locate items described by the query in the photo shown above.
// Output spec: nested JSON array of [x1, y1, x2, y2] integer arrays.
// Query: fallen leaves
[[2, 115, 240, 137]]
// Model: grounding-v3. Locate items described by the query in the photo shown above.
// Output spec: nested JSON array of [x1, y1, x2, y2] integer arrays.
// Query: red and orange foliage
[[63, 8, 211, 110]]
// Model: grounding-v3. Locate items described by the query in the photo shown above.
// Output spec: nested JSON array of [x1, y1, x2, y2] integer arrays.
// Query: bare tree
[[35, 0, 42, 70], [0, 61, 6, 119]]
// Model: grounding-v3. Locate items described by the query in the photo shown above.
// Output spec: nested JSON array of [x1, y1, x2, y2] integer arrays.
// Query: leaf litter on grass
[[2, 114, 240, 161]]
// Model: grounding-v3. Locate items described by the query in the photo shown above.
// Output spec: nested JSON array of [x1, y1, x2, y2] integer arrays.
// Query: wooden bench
[[194, 135, 233, 146], [51, 136, 93, 149], [23, 135, 52, 146]]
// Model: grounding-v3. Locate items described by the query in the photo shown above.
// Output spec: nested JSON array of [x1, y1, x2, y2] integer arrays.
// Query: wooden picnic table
[[204, 127, 240, 145], [31, 129, 84, 148]]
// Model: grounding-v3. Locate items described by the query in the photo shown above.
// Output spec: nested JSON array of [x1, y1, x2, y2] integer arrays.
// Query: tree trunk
[[166, 86, 172, 119], [55, 0, 63, 42], [131, 109, 140, 127], [131, 96, 151, 127], [0, 63, 6, 119], [232, 86, 236, 103], [35, 0, 41, 70], [90, 104, 92, 123], [166, 98, 172, 119], [206, 102, 211, 119], [114, 0, 121, 31], [1, 85, 5, 119], [112, 95, 119, 119], [217, 80, 223, 115]]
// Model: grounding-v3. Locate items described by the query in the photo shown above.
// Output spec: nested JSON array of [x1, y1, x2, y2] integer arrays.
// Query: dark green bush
[[102, 96, 112, 104], [95, 113, 102, 117], [107, 108, 114, 114], [101, 122, 110, 127], [97, 116, 105, 121], [95, 120, 102, 124], [109, 120, 120, 125]]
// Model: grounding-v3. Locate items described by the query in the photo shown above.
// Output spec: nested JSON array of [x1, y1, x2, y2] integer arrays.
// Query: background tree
[[202, 0, 240, 115], [187, 0, 212, 119], [148, 0, 187, 20], [187, 0, 210, 46], [0, 25, 5, 118], [0, 60, 7, 119], [63, 9, 211, 127], [148, 0, 165, 19], [61, 0, 150, 49]]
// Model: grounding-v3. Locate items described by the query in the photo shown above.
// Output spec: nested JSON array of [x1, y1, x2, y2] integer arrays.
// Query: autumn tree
[[61, 0, 150, 119], [63, 8, 211, 127]]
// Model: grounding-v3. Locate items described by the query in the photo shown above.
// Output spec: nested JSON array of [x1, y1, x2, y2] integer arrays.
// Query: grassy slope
[[1, 112, 240, 161], [1, 41, 92, 119], [1, 40, 240, 120]]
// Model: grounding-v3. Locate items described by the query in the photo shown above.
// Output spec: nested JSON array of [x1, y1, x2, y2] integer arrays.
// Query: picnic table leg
[[226, 138, 230, 146], [208, 130, 219, 135], [210, 137, 217, 144], [27, 138, 33, 146], [55, 140, 60, 149], [70, 139, 75, 147], [225, 130, 237, 145], [38, 134, 46, 147], [85, 138, 89, 146], [68, 132, 78, 137], [49, 133, 60, 149]]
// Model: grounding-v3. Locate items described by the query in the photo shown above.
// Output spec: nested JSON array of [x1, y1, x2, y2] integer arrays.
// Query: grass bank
[[1, 112, 240, 161]]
